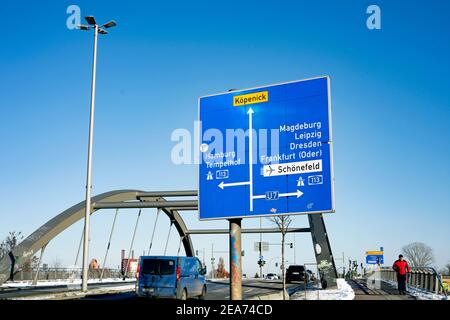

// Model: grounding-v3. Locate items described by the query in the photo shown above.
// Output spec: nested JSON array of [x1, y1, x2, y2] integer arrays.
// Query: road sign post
[[229, 219, 242, 300], [365, 250, 384, 265]]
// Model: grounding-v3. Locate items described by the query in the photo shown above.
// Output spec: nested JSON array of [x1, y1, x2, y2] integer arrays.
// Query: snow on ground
[[11, 283, 137, 300], [381, 280, 448, 301], [1, 278, 135, 289], [290, 279, 355, 300], [207, 278, 229, 282]]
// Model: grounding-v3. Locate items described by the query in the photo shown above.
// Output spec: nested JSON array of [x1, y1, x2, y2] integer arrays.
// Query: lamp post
[[77, 16, 117, 292]]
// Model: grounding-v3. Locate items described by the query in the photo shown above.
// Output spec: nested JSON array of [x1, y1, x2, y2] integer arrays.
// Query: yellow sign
[[366, 251, 384, 255], [233, 91, 268, 107]]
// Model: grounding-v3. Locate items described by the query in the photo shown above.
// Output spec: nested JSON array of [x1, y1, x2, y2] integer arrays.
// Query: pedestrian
[[392, 254, 410, 295]]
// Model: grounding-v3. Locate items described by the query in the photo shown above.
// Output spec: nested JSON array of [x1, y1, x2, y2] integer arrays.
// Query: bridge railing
[[10, 267, 131, 282], [368, 267, 448, 296]]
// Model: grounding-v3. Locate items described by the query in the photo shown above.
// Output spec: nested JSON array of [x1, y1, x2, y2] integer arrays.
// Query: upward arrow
[[248, 107, 254, 211]]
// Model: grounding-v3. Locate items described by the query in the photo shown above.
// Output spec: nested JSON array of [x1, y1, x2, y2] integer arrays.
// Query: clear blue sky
[[0, 1, 449, 275]]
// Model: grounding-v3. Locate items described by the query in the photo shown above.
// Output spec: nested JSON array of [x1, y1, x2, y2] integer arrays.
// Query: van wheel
[[180, 288, 187, 300], [199, 285, 207, 300]]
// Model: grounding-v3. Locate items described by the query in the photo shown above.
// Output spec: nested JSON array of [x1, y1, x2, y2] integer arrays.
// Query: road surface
[[79, 279, 303, 300]]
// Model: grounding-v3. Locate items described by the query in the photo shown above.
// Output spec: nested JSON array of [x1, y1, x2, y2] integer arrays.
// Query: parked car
[[265, 273, 279, 280], [136, 256, 207, 300], [286, 265, 308, 283]]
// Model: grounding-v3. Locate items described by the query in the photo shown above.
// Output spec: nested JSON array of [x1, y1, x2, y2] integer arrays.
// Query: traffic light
[[290, 243, 293, 249]]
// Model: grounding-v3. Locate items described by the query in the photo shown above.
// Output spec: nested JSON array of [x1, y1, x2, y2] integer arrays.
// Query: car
[[136, 256, 207, 300], [286, 265, 308, 283], [265, 273, 279, 280]]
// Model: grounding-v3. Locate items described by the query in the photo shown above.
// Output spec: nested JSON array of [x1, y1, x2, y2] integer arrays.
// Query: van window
[[288, 265, 305, 272], [196, 259, 202, 271], [142, 259, 175, 275]]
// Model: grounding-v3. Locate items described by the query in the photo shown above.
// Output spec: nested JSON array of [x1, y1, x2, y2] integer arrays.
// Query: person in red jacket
[[392, 254, 411, 295]]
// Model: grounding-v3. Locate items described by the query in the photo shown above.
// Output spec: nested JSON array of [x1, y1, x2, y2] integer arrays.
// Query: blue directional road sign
[[366, 255, 384, 265], [198, 76, 334, 220]]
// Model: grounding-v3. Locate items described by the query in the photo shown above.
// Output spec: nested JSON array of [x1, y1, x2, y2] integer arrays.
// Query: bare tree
[[402, 242, 434, 267], [216, 257, 229, 278], [0, 231, 23, 260], [441, 262, 450, 276], [52, 256, 62, 270], [268, 215, 293, 300], [22, 256, 39, 272]]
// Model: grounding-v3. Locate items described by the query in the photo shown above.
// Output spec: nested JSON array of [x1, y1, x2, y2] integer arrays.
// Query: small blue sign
[[366, 255, 384, 265], [198, 77, 334, 220]]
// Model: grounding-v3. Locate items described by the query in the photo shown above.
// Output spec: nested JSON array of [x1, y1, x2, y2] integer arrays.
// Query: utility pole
[[293, 233, 296, 264], [203, 248, 206, 267], [259, 217, 263, 278], [211, 243, 215, 279]]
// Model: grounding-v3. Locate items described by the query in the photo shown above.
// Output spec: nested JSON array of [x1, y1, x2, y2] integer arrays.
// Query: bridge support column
[[32, 243, 47, 285], [229, 219, 242, 300], [308, 214, 337, 289]]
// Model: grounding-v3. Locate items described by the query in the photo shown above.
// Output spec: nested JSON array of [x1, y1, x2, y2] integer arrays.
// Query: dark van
[[136, 256, 207, 300]]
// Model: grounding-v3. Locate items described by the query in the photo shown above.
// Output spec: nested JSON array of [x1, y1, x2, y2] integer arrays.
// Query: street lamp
[[77, 15, 117, 292]]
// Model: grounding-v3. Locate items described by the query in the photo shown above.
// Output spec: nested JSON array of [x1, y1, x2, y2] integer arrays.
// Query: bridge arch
[[0, 189, 194, 285]]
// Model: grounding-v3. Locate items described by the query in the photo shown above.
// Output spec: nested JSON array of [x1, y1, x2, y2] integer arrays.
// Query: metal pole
[[74, 227, 84, 267], [164, 221, 173, 255], [123, 209, 142, 279], [147, 208, 161, 255], [100, 208, 119, 281], [82, 24, 99, 293], [177, 236, 183, 256], [293, 233, 296, 264], [259, 217, 263, 278], [229, 219, 242, 300], [342, 252, 345, 277], [32, 244, 47, 285], [211, 243, 214, 279]]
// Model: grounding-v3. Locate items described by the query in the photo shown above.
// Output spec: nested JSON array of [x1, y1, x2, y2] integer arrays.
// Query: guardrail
[[9, 267, 132, 282], [368, 267, 448, 297]]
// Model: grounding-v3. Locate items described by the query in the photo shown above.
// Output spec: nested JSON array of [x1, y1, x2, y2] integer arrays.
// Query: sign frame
[[197, 76, 335, 221]]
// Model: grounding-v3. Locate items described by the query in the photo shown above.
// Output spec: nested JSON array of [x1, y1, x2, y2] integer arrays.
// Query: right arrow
[[279, 190, 303, 198]]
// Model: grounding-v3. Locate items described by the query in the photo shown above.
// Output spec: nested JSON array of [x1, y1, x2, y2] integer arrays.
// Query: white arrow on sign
[[252, 190, 303, 200], [279, 190, 303, 198], [218, 181, 250, 190], [248, 107, 254, 211]]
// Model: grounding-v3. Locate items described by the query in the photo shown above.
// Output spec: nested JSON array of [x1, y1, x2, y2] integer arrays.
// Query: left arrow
[[218, 181, 251, 190]]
